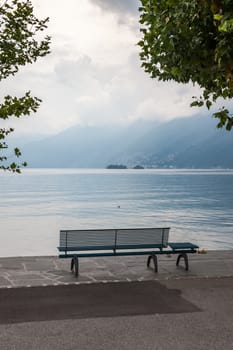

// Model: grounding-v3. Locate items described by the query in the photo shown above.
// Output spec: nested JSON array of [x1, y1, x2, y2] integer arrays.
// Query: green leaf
[[214, 14, 222, 21], [138, 0, 233, 131], [0, 0, 51, 173], [206, 100, 212, 109]]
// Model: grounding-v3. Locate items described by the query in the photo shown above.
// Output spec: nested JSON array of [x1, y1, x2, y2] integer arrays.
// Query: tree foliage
[[138, 0, 233, 130], [0, 0, 50, 172]]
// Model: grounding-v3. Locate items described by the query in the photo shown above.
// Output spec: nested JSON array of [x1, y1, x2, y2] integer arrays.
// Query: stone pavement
[[0, 250, 232, 288]]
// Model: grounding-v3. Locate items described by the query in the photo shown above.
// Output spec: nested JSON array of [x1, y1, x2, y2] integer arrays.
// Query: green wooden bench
[[58, 228, 199, 277]]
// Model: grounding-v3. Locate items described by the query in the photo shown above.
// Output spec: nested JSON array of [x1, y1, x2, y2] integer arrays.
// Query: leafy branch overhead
[[0, 0, 51, 172], [138, 0, 233, 130]]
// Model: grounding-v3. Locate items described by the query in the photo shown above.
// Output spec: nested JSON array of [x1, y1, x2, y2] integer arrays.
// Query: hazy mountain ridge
[[20, 114, 233, 168]]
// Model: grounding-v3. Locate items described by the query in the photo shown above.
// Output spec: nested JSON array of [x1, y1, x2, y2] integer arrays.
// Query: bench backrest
[[59, 228, 170, 251], [59, 229, 116, 251]]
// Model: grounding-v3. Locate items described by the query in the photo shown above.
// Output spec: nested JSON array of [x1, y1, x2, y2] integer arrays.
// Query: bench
[[58, 228, 199, 277]]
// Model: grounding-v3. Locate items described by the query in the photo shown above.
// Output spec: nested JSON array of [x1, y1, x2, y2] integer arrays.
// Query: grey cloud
[[4, 49, 202, 136], [90, 0, 141, 30], [53, 55, 120, 93], [90, 0, 140, 16]]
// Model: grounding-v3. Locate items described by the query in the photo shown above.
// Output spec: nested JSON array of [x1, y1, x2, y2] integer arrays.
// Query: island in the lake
[[106, 164, 144, 169], [106, 164, 128, 169], [133, 165, 144, 169]]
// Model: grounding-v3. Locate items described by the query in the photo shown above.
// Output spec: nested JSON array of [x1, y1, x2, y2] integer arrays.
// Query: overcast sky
[[3, 0, 205, 137]]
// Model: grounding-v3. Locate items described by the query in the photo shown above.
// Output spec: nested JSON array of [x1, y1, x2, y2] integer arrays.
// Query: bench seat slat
[[59, 248, 198, 259], [169, 242, 199, 250], [58, 245, 115, 252], [58, 243, 167, 252]]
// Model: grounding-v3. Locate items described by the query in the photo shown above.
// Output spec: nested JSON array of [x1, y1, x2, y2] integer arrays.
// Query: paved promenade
[[0, 250, 232, 350], [0, 250, 232, 288]]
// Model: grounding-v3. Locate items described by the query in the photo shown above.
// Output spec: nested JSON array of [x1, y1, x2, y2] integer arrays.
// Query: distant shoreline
[[2, 168, 233, 176]]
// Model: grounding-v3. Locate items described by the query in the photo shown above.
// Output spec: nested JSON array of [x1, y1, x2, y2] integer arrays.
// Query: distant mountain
[[20, 114, 233, 168], [20, 120, 155, 168], [110, 114, 233, 168]]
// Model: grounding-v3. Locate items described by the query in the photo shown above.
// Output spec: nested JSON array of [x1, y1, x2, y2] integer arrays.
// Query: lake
[[1, 168, 233, 257]]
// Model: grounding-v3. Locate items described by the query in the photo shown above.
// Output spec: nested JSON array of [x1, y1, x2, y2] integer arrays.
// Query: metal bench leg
[[71, 258, 74, 272], [147, 254, 158, 273], [71, 256, 79, 277], [73, 256, 79, 277], [176, 253, 189, 271]]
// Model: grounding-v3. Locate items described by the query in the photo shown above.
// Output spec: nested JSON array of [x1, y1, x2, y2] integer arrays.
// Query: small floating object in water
[[117, 205, 121, 208]]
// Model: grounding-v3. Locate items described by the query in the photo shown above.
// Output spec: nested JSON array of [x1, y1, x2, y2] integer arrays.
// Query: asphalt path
[[0, 278, 232, 350], [0, 280, 199, 324]]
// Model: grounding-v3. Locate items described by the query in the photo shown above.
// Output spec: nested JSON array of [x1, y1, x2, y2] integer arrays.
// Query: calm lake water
[[1, 168, 233, 257]]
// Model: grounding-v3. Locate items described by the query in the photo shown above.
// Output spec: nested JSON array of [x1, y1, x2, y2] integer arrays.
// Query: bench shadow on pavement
[[0, 280, 201, 325]]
